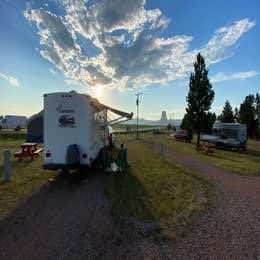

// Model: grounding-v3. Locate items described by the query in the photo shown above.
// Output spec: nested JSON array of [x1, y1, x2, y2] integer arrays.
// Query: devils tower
[[160, 111, 168, 125]]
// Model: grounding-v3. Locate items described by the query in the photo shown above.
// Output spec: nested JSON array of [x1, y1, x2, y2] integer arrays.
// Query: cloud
[[211, 70, 259, 83], [24, 1, 256, 90], [0, 72, 20, 87], [49, 68, 56, 75]]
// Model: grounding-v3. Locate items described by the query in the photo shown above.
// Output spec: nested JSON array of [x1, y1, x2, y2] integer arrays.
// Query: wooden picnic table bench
[[204, 143, 215, 156], [195, 142, 215, 155], [14, 143, 42, 160], [196, 143, 204, 152]]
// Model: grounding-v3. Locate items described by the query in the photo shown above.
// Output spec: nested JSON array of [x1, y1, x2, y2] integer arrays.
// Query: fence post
[[3, 149, 11, 181], [161, 144, 164, 160]]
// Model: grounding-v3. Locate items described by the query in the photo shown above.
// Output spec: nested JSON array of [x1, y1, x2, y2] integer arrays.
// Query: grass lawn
[[151, 134, 260, 176], [113, 124, 156, 130], [105, 141, 210, 238], [248, 138, 260, 153], [0, 133, 59, 220]]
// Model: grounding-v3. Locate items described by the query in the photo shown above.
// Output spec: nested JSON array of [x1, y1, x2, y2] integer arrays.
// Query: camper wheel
[[61, 168, 70, 176]]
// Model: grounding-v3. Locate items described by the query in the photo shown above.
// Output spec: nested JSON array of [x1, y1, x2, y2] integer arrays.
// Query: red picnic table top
[[14, 143, 43, 160], [20, 142, 37, 147]]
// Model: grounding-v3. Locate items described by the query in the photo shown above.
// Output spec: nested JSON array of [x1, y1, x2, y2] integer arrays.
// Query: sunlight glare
[[95, 85, 103, 97]]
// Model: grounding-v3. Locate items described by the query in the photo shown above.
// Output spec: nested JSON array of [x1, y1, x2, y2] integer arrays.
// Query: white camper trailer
[[201, 122, 247, 150], [42, 91, 132, 169], [0, 115, 27, 131]]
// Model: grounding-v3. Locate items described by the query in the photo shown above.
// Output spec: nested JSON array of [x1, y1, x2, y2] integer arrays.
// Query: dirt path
[[142, 139, 260, 259]]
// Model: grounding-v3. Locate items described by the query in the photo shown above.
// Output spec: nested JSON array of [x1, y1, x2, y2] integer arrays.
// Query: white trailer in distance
[[0, 115, 27, 131], [201, 121, 247, 150]]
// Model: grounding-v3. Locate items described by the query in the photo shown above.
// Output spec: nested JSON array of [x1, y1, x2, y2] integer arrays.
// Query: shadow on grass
[[245, 149, 260, 158], [105, 171, 155, 221]]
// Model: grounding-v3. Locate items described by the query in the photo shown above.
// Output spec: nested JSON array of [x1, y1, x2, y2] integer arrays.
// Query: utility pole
[[135, 92, 142, 139]]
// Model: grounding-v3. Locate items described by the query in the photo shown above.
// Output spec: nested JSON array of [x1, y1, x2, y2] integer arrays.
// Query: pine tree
[[202, 112, 216, 134], [255, 93, 260, 121], [185, 53, 215, 145], [218, 100, 235, 123], [239, 94, 256, 137], [234, 107, 240, 122]]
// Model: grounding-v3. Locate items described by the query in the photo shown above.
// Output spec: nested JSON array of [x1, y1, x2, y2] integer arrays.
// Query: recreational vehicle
[[201, 122, 247, 150], [0, 115, 27, 131], [26, 91, 133, 169]]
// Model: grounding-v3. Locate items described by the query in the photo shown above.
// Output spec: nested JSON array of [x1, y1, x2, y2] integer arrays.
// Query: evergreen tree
[[234, 107, 240, 122], [239, 94, 257, 137], [185, 53, 215, 145], [202, 112, 216, 134], [218, 100, 235, 123], [255, 93, 260, 121]]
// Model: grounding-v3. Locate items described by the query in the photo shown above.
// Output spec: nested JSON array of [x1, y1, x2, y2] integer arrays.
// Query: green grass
[[151, 134, 260, 176], [247, 139, 260, 153], [113, 124, 156, 130], [0, 133, 27, 148], [105, 142, 210, 238], [0, 134, 59, 220]]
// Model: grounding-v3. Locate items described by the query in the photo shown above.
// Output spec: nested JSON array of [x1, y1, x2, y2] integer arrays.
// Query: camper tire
[[61, 168, 69, 176]]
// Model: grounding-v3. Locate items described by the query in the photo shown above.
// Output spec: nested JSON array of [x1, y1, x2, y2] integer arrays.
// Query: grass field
[[113, 124, 156, 130], [149, 134, 260, 176], [105, 141, 210, 238], [0, 133, 59, 220]]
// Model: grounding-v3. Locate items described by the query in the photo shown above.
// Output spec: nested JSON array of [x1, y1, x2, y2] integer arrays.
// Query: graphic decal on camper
[[58, 115, 76, 127], [56, 105, 75, 113]]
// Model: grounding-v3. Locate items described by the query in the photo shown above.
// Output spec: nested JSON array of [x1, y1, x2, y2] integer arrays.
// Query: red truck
[[174, 130, 192, 142]]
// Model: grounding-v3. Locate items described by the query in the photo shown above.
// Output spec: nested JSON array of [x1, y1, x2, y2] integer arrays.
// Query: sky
[[0, 0, 259, 120]]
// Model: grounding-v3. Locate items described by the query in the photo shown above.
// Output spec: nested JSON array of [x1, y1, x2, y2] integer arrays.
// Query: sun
[[94, 85, 104, 97]]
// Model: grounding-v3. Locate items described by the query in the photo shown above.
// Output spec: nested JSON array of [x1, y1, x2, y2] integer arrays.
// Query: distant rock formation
[[126, 110, 181, 126], [160, 111, 168, 125]]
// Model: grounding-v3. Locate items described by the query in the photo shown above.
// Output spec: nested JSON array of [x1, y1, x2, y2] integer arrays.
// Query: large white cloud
[[24, 1, 256, 90], [0, 72, 20, 87]]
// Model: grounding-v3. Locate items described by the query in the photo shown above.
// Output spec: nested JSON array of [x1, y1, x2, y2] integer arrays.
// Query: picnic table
[[195, 142, 215, 155], [14, 143, 43, 160], [204, 143, 215, 156]]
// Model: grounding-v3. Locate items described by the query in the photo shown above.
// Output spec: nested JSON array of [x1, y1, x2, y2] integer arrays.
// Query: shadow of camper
[[58, 115, 75, 127]]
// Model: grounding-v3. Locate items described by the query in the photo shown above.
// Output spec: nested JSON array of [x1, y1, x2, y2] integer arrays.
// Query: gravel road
[[0, 140, 260, 259], [143, 140, 260, 259]]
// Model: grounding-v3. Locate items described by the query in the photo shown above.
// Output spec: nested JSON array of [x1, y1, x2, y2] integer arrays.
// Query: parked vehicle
[[174, 130, 192, 142], [26, 91, 133, 169], [201, 122, 247, 150], [0, 115, 27, 131]]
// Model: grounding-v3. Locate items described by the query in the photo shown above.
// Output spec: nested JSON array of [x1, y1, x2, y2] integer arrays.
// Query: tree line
[[181, 53, 260, 145], [218, 95, 260, 138]]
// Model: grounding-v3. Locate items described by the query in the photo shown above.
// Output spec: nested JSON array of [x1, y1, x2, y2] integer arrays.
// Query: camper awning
[[90, 98, 133, 123]]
